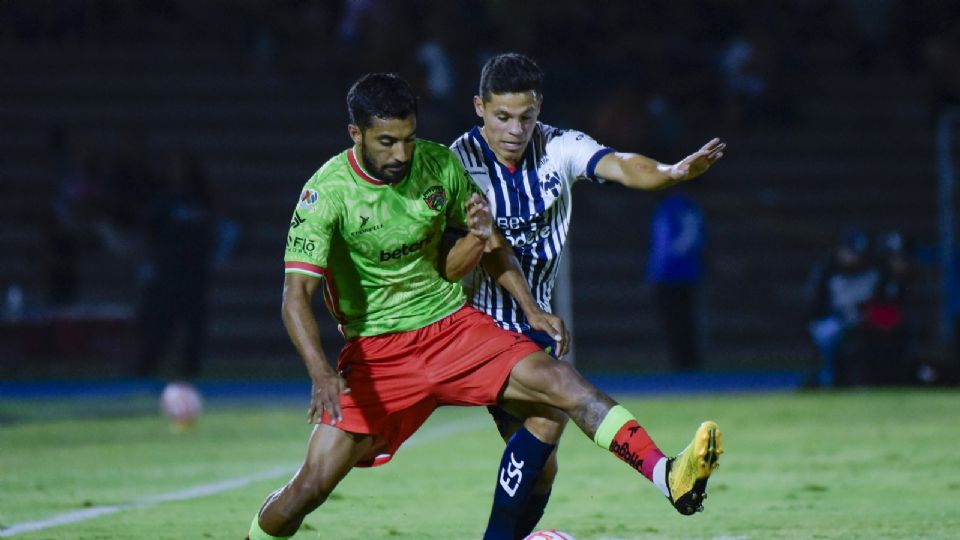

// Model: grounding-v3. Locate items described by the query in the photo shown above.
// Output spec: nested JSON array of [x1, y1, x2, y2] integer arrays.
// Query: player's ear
[[532, 91, 544, 116], [347, 124, 362, 146], [473, 95, 484, 119]]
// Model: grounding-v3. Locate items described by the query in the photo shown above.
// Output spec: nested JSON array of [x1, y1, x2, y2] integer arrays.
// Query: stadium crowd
[[40, 123, 235, 378]]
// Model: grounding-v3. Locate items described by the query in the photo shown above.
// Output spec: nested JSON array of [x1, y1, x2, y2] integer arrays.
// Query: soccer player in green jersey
[[247, 73, 723, 540]]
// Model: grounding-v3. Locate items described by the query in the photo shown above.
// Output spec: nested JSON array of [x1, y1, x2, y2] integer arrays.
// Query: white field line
[[0, 416, 488, 537]]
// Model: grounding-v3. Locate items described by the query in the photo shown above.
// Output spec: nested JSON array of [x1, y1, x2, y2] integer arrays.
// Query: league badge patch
[[298, 189, 319, 210]]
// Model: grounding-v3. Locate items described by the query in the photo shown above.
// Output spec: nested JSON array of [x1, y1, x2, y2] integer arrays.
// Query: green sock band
[[593, 404, 636, 449], [249, 515, 291, 540]]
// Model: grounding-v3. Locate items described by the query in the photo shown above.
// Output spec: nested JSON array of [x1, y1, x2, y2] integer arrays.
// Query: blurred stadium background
[[1, 0, 959, 382]]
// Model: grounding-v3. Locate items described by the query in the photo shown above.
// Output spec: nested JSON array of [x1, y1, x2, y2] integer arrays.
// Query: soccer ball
[[159, 381, 203, 429], [523, 531, 576, 540]]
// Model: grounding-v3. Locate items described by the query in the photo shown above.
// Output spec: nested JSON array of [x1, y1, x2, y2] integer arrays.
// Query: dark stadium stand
[[0, 40, 943, 378], [570, 44, 939, 373]]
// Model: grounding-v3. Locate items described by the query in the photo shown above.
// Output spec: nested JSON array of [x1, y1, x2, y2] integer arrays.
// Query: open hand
[[671, 138, 725, 181], [307, 369, 351, 425], [465, 192, 492, 241], [526, 309, 570, 358]]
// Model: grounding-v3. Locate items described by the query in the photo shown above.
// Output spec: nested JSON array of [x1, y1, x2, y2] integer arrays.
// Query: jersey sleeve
[[552, 129, 615, 185], [442, 153, 483, 230], [284, 182, 341, 278]]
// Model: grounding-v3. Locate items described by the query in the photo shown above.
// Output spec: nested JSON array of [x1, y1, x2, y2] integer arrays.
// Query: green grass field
[[2, 389, 958, 539]]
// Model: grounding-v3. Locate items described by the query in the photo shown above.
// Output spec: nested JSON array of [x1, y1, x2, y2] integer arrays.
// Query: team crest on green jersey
[[422, 185, 446, 211]]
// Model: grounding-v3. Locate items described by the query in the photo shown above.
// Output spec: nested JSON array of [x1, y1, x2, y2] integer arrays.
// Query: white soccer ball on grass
[[159, 381, 203, 429], [523, 530, 576, 540]]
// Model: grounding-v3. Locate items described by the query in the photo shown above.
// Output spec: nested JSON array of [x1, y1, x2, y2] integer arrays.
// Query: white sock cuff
[[652, 457, 670, 498]]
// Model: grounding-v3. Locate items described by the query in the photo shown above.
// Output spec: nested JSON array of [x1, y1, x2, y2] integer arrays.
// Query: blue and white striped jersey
[[450, 122, 614, 332]]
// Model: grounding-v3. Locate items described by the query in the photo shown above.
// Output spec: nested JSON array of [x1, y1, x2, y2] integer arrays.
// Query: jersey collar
[[348, 147, 390, 186]]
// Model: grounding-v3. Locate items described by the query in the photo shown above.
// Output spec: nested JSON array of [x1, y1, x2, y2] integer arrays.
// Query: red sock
[[609, 420, 666, 481]]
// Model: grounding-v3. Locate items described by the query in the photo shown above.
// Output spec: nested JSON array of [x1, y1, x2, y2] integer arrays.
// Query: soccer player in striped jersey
[[247, 72, 723, 540], [449, 53, 726, 539]]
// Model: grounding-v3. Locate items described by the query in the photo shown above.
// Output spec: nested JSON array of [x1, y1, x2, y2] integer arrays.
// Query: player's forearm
[[498, 265, 542, 316], [480, 245, 540, 316], [594, 151, 679, 190], [282, 289, 333, 381], [443, 233, 486, 281], [618, 153, 682, 190]]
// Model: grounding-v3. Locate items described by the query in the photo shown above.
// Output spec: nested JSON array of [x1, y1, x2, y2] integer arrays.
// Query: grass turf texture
[[1, 390, 957, 539]]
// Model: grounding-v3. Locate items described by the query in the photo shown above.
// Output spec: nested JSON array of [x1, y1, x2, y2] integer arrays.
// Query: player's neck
[[479, 127, 521, 170]]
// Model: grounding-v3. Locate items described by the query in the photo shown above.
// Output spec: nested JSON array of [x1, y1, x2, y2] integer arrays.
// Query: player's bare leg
[[248, 424, 376, 539], [502, 352, 614, 438], [502, 351, 723, 516]]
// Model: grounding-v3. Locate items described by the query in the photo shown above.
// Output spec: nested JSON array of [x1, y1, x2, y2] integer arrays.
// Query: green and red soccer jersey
[[284, 139, 481, 338]]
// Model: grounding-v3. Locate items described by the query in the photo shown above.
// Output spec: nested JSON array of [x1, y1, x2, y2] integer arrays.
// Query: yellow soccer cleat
[[666, 420, 723, 515]]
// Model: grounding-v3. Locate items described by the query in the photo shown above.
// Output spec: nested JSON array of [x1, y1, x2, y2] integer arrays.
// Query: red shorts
[[321, 305, 541, 467]]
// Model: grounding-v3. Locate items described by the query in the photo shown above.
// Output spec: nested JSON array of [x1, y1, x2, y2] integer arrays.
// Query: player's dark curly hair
[[347, 73, 418, 129], [478, 53, 543, 102]]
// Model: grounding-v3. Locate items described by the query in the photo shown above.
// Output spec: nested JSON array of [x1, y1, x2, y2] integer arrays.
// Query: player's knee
[[523, 410, 568, 443], [539, 361, 590, 404], [509, 354, 593, 409]]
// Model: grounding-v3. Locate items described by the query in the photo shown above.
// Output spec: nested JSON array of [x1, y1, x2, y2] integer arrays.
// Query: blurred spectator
[[336, 0, 377, 48], [136, 149, 215, 379], [718, 35, 767, 130], [40, 126, 102, 305], [412, 8, 458, 140], [862, 230, 912, 384], [806, 230, 881, 387], [715, 2, 801, 131], [102, 129, 154, 233], [645, 191, 707, 372], [80, 129, 157, 268], [417, 38, 453, 103], [337, 0, 419, 76]]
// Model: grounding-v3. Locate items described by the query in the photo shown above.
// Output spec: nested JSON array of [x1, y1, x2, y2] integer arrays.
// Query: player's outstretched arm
[[479, 232, 569, 356], [282, 272, 349, 425], [443, 193, 493, 281], [595, 138, 725, 190]]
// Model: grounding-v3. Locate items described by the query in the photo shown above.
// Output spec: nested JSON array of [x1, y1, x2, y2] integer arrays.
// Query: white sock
[[652, 457, 670, 498]]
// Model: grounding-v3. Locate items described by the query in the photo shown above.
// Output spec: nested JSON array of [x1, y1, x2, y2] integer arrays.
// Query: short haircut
[[478, 53, 543, 102], [346, 73, 418, 129]]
